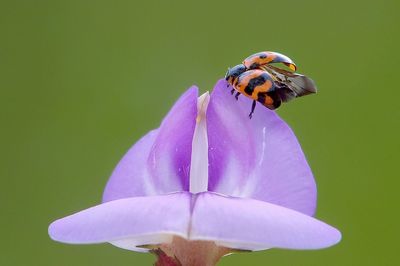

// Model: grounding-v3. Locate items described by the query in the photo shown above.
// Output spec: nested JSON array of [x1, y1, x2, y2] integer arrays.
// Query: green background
[[1, 0, 398, 265]]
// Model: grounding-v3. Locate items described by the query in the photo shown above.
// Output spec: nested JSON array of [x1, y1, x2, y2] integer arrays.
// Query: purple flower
[[49, 80, 341, 265]]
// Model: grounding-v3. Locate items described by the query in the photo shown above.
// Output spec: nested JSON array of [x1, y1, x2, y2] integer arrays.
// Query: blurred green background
[[1, 0, 399, 265]]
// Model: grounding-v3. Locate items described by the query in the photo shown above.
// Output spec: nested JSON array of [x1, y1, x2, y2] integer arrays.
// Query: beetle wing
[[244, 51, 297, 71], [276, 86, 297, 102], [268, 52, 297, 71], [263, 65, 317, 100]]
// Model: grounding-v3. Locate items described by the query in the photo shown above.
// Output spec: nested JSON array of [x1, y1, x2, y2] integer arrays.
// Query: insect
[[225, 51, 317, 118]]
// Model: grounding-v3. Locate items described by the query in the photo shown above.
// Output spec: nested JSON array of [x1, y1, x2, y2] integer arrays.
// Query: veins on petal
[[258, 127, 267, 166]]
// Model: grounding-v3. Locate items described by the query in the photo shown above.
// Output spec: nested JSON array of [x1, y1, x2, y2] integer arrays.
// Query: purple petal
[[103, 87, 198, 202], [49, 192, 191, 252], [102, 130, 158, 201], [207, 80, 316, 215], [190, 192, 341, 250]]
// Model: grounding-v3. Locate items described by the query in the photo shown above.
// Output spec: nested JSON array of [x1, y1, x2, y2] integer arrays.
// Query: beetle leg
[[249, 100, 256, 119], [230, 89, 235, 95], [235, 92, 240, 100]]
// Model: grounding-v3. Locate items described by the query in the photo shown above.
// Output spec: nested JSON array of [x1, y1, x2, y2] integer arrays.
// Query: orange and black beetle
[[225, 51, 317, 118]]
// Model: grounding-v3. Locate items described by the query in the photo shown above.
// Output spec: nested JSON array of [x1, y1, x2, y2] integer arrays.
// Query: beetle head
[[225, 64, 246, 84]]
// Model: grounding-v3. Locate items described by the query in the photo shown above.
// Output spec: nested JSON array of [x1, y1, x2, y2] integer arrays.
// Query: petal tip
[[327, 226, 342, 247], [213, 79, 229, 92], [48, 219, 64, 242]]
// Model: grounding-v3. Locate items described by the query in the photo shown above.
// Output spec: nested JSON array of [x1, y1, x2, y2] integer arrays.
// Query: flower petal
[[49, 192, 191, 252], [148, 87, 198, 192], [103, 87, 198, 202], [207, 80, 316, 215], [190, 192, 341, 250], [102, 130, 158, 201]]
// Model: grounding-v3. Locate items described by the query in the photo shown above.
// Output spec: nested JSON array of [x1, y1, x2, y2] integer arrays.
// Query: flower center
[[157, 236, 231, 266]]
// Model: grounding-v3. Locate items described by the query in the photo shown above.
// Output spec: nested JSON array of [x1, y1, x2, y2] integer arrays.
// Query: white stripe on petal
[[190, 92, 210, 194]]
